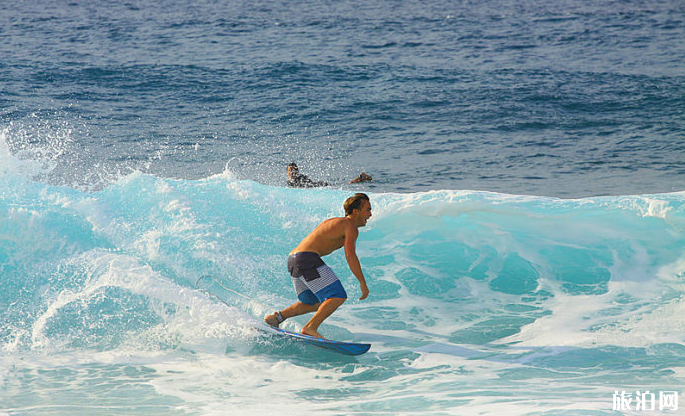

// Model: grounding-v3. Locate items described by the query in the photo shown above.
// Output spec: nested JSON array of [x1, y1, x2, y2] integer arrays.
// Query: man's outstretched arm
[[344, 224, 369, 300]]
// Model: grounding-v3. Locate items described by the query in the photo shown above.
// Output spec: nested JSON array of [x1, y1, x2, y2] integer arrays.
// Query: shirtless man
[[264, 193, 371, 338]]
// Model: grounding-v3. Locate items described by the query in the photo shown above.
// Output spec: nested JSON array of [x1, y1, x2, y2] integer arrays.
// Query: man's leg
[[266, 275, 323, 327], [264, 301, 320, 327], [302, 297, 346, 338], [282, 301, 320, 319]]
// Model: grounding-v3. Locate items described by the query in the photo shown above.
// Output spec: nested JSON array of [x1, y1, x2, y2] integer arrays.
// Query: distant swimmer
[[349, 172, 373, 184], [264, 193, 372, 339], [286, 163, 330, 188], [287, 163, 373, 187]]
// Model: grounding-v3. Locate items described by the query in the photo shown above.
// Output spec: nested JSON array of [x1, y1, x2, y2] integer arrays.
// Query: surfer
[[287, 163, 373, 187], [286, 163, 330, 188], [264, 193, 371, 338]]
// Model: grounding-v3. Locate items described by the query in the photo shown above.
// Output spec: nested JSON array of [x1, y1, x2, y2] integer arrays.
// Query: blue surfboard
[[259, 324, 371, 356], [196, 276, 371, 356]]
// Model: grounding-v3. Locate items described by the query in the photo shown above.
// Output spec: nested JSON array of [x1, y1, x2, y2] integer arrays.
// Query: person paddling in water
[[264, 193, 372, 339], [286, 163, 330, 188]]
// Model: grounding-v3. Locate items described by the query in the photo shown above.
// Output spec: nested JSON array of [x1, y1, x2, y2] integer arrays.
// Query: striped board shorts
[[288, 252, 348, 305]]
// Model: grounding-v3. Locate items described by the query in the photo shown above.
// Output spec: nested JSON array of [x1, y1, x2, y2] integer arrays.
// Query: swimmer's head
[[287, 163, 299, 177]]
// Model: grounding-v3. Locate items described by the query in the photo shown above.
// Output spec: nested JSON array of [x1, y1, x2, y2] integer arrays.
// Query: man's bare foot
[[301, 326, 324, 339], [264, 312, 282, 327]]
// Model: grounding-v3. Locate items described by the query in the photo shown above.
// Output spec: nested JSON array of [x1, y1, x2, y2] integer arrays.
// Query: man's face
[[355, 200, 372, 227]]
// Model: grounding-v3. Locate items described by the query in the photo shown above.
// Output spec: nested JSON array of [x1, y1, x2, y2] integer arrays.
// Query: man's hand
[[359, 282, 369, 300]]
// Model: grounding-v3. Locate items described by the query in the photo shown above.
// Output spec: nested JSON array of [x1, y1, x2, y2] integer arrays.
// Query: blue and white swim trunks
[[288, 252, 348, 305]]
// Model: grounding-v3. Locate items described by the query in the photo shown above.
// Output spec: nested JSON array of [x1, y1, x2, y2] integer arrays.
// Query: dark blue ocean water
[[2, 1, 685, 415], [2, 0, 684, 196]]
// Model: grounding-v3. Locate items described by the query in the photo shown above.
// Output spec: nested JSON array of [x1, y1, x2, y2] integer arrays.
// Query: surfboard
[[196, 275, 371, 356], [259, 324, 371, 356]]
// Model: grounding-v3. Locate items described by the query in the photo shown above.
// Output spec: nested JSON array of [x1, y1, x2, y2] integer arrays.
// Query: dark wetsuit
[[287, 173, 329, 188]]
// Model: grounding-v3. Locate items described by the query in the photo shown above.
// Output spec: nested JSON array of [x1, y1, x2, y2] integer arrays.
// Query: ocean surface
[[2, 0, 685, 415]]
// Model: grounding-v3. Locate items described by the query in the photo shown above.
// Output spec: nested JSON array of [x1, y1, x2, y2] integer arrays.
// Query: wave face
[[2, 149, 685, 414]]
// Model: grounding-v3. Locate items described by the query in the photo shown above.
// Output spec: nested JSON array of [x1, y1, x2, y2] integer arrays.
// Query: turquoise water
[[2, 0, 685, 414], [2, 149, 685, 413]]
